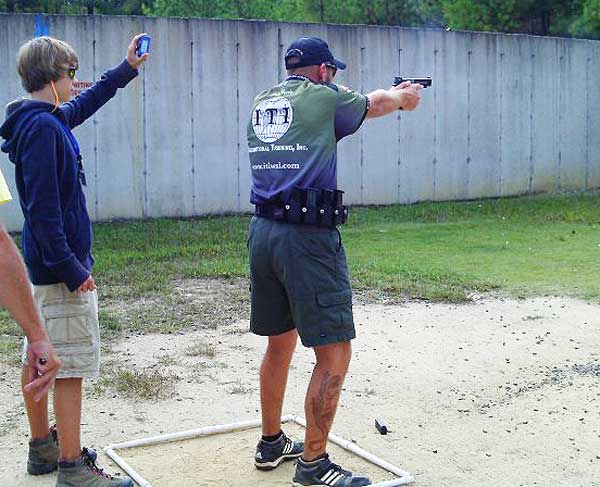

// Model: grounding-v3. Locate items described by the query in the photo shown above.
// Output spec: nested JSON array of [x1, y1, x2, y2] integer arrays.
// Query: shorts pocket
[[42, 298, 96, 371], [293, 227, 338, 259], [315, 289, 353, 329]]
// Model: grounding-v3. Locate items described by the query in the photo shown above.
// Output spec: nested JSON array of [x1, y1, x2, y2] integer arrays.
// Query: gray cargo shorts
[[22, 283, 100, 379], [248, 216, 355, 348]]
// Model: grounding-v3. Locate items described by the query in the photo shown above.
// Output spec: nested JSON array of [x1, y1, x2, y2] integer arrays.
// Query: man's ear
[[318, 63, 327, 83]]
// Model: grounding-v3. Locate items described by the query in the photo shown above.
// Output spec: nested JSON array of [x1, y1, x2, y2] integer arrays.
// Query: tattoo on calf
[[310, 372, 344, 452]]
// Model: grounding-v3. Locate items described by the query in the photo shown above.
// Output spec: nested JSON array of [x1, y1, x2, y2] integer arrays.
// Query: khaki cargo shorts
[[22, 283, 100, 379]]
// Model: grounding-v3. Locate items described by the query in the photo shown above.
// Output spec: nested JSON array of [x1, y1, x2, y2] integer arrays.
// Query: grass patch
[[109, 298, 196, 335], [93, 367, 179, 400], [229, 380, 251, 395], [0, 337, 21, 367], [0, 309, 21, 337], [92, 191, 600, 303], [185, 341, 216, 358], [98, 310, 123, 334], [2, 192, 599, 339], [345, 192, 600, 301], [93, 216, 249, 300], [156, 355, 177, 367]]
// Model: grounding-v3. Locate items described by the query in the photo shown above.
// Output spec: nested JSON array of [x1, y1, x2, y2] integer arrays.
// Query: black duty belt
[[255, 187, 348, 228]]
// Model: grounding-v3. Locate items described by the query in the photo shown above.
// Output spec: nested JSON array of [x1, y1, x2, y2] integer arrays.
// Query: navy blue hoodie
[[0, 60, 138, 291]]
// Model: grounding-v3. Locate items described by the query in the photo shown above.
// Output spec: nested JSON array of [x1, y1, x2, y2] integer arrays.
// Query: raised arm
[[61, 33, 149, 129]]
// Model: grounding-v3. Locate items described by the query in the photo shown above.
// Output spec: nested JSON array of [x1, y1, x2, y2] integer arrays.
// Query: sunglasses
[[324, 63, 337, 78], [67, 66, 77, 80]]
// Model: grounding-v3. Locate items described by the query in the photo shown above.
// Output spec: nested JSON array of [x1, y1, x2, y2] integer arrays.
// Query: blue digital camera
[[136, 35, 151, 57]]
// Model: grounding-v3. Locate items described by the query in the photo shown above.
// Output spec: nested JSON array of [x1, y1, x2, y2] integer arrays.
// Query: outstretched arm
[[366, 81, 422, 119], [61, 33, 150, 129]]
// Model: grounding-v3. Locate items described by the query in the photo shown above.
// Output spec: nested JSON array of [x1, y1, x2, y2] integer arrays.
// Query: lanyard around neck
[[53, 115, 87, 186], [54, 117, 81, 157]]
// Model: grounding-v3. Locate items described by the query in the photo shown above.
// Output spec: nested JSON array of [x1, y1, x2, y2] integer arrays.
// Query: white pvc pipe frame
[[104, 414, 415, 487]]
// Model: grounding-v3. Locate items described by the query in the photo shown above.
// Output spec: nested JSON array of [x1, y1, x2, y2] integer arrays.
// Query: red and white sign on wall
[[71, 81, 94, 97]]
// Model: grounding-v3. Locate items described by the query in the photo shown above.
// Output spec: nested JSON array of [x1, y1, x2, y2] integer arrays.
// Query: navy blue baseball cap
[[284, 37, 347, 70]]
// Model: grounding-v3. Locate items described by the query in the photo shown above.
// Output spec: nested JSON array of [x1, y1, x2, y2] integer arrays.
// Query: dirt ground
[[1, 289, 599, 487]]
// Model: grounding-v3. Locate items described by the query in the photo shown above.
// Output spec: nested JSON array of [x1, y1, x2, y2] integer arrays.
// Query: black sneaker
[[292, 454, 371, 486], [254, 432, 304, 470]]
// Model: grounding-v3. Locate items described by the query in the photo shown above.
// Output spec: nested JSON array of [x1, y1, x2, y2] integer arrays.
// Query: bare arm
[[0, 224, 60, 400], [0, 225, 44, 340], [366, 82, 422, 119]]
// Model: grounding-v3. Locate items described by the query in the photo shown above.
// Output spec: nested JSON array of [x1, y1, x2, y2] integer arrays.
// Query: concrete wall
[[0, 14, 598, 230]]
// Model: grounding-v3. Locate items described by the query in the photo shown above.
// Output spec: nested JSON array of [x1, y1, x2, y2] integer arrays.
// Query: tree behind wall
[[442, 0, 591, 37], [0, 0, 598, 39], [572, 0, 600, 37]]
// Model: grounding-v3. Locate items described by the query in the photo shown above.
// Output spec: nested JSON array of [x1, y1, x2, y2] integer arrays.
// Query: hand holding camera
[[127, 33, 151, 69]]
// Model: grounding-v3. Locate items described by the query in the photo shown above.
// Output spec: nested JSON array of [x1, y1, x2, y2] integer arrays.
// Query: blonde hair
[[17, 36, 78, 93]]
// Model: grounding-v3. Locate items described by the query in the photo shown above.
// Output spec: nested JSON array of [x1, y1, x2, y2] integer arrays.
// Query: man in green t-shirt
[[247, 37, 422, 486]]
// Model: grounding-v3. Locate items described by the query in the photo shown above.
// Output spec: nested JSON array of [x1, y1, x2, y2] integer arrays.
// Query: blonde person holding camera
[[0, 34, 149, 487]]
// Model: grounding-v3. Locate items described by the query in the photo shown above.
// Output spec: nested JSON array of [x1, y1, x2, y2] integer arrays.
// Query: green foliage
[[572, 0, 600, 37], [0, 0, 144, 14], [442, 0, 584, 36], [143, 0, 427, 26], [1, 0, 599, 39]]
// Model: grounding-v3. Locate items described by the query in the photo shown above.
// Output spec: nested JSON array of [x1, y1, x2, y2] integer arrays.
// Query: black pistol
[[393, 77, 432, 88]]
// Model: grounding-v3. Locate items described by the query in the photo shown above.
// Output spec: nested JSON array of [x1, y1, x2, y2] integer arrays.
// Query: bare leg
[[303, 341, 352, 461], [54, 378, 82, 461], [260, 329, 298, 436], [21, 365, 50, 440]]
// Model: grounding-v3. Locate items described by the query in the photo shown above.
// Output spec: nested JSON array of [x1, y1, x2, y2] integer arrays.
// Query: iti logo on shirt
[[252, 97, 293, 143]]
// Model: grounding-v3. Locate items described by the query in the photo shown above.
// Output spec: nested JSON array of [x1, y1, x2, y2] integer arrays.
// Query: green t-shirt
[[247, 76, 368, 205]]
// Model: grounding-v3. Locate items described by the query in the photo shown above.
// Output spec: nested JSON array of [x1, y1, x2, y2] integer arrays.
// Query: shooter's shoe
[[292, 454, 371, 486], [27, 425, 98, 476], [254, 432, 304, 470], [56, 447, 133, 487], [27, 425, 60, 475]]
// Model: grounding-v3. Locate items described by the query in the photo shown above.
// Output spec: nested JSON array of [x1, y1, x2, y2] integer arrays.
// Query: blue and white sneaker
[[292, 454, 371, 486], [254, 432, 304, 470]]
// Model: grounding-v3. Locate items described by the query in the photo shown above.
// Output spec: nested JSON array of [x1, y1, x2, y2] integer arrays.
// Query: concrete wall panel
[[557, 39, 588, 191], [435, 31, 469, 200], [92, 16, 145, 221], [530, 37, 559, 193], [190, 19, 239, 213], [397, 28, 437, 204], [467, 33, 501, 198], [0, 13, 598, 231], [588, 42, 600, 189], [361, 26, 399, 204], [143, 17, 194, 217], [498, 34, 531, 196]]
